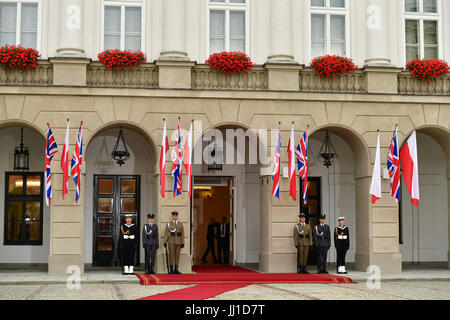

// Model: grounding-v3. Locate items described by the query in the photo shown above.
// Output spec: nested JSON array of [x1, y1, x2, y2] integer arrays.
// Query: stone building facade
[[0, 0, 448, 275]]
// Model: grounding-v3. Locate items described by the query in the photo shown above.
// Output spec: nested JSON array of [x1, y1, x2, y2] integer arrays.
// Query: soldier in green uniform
[[293, 213, 312, 274], [163, 211, 185, 274]]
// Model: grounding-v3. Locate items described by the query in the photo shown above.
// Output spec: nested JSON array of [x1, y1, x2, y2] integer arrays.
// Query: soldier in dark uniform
[[313, 214, 331, 274], [202, 218, 218, 264], [119, 214, 138, 275], [334, 217, 350, 274], [163, 211, 184, 274], [217, 216, 230, 265], [293, 213, 312, 274], [142, 213, 159, 274]]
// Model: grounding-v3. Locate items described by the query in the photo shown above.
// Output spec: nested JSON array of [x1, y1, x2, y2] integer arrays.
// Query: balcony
[[299, 68, 366, 93], [0, 60, 53, 85], [398, 71, 450, 95]]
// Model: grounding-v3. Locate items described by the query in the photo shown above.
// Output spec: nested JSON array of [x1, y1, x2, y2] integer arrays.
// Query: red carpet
[[136, 265, 354, 285]]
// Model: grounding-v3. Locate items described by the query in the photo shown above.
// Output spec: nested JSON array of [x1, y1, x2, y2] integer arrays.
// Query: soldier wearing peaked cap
[[293, 213, 312, 274], [334, 217, 350, 274], [142, 213, 159, 274], [119, 214, 138, 275], [163, 211, 185, 274], [313, 214, 331, 274]]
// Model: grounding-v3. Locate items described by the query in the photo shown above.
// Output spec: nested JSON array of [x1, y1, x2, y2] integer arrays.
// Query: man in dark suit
[[142, 213, 159, 274], [217, 216, 230, 264], [313, 214, 331, 274], [202, 218, 218, 264]]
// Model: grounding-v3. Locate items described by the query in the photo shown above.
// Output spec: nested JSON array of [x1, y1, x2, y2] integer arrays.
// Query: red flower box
[[0, 45, 40, 71], [311, 55, 358, 79], [98, 49, 146, 71], [405, 59, 449, 82], [206, 51, 254, 75]]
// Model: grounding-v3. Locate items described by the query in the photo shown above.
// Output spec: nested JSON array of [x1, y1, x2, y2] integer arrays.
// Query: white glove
[[130, 235, 135, 239], [123, 235, 129, 239]]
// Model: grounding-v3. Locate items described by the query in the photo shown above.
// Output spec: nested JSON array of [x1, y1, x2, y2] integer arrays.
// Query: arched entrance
[[191, 124, 264, 268], [0, 122, 49, 265], [84, 123, 157, 267], [400, 126, 450, 267]]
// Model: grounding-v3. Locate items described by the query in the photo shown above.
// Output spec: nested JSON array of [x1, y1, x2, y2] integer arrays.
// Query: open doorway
[[192, 177, 235, 267]]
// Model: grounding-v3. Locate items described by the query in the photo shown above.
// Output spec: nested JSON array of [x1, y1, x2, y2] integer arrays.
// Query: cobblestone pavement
[[0, 281, 449, 300]]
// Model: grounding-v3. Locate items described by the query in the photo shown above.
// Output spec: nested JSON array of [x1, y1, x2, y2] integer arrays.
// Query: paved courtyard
[[0, 281, 449, 300]]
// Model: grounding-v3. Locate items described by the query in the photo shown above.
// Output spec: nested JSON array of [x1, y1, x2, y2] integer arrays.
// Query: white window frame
[[206, 0, 250, 57], [403, 0, 442, 63], [0, 0, 42, 51], [100, 0, 145, 51], [308, 0, 350, 60]]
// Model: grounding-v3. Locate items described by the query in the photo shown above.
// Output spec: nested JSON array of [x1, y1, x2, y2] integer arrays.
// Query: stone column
[[56, 0, 85, 57], [267, 0, 295, 63], [159, 0, 189, 61], [364, 0, 391, 66]]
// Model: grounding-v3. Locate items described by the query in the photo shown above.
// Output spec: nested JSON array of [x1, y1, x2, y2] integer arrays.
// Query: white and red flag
[[272, 124, 281, 199], [71, 122, 83, 203], [45, 123, 58, 206], [287, 122, 297, 201], [160, 119, 169, 198], [370, 130, 382, 204], [183, 121, 193, 198], [400, 130, 420, 207], [296, 127, 308, 204], [61, 119, 70, 200], [172, 119, 183, 197]]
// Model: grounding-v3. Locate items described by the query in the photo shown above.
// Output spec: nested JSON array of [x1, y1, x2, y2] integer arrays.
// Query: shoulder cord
[[121, 225, 130, 235], [167, 222, 177, 233]]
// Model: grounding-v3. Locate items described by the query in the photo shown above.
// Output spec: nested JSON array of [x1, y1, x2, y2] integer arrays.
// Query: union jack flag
[[296, 127, 308, 204], [71, 122, 83, 203], [272, 126, 281, 199], [45, 124, 58, 206], [172, 120, 183, 197], [387, 125, 401, 202]]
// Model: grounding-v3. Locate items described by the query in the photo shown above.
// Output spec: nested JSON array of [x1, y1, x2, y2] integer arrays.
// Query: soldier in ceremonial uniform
[[163, 211, 185, 274], [293, 213, 312, 274], [334, 217, 350, 274], [119, 214, 138, 275], [313, 214, 331, 274], [142, 213, 159, 274]]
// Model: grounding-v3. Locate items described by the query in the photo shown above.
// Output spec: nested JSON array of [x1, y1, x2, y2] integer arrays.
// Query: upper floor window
[[310, 0, 348, 58], [0, 0, 39, 49], [208, 0, 248, 55], [404, 0, 440, 62], [102, 1, 143, 51]]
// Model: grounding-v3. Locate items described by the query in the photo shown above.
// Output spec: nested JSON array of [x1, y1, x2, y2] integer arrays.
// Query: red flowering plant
[[0, 45, 40, 71], [97, 49, 146, 71], [405, 59, 449, 82], [206, 51, 254, 74], [311, 55, 358, 78]]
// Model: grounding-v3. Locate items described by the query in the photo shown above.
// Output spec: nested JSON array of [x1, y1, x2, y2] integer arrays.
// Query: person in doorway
[[163, 211, 184, 274], [119, 214, 138, 275], [217, 216, 230, 264], [293, 213, 312, 274], [202, 217, 218, 264], [142, 213, 159, 274], [334, 217, 350, 274], [313, 214, 331, 274]]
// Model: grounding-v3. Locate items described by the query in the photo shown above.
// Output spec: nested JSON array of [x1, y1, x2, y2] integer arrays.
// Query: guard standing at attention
[[313, 214, 331, 274], [293, 213, 312, 274], [334, 217, 350, 274], [163, 211, 184, 274], [142, 213, 159, 274], [119, 214, 138, 275]]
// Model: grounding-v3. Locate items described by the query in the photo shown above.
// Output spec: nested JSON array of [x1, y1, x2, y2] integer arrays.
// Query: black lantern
[[14, 128, 29, 171], [207, 140, 223, 172], [111, 127, 130, 166], [319, 130, 337, 168]]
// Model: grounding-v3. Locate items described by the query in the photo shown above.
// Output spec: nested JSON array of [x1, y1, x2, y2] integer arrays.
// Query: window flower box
[[98, 49, 146, 71], [405, 59, 449, 82], [206, 51, 254, 75], [311, 55, 357, 79], [0, 45, 40, 71]]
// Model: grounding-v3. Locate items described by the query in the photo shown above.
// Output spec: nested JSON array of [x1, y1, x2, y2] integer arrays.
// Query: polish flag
[[183, 121, 193, 198], [400, 131, 420, 207], [287, 123, 296, 201], [61, 120, 70, 200], [369, 131, 382, 204], [160, 119, 169, 198]]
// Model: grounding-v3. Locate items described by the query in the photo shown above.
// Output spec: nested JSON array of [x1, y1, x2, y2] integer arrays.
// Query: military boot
[[174, 265, 181, 274], [297, 264, 301, 274], [169, 265, 174, 274], [302, 266, 309, 274]]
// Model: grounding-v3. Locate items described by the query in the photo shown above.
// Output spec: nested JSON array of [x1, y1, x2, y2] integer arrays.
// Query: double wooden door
[[93, 175, 140, 266]]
